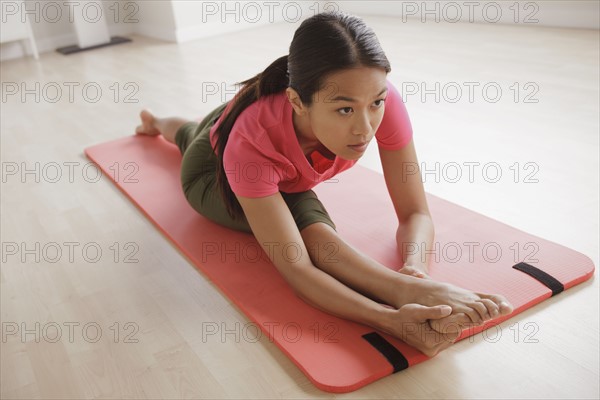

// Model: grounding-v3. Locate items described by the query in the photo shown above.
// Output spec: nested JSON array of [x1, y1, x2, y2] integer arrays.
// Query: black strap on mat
[[512, 262, 564, 296], [362, 332, 409, 373]]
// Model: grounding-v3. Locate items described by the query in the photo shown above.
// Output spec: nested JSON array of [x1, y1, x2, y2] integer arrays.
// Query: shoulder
[[384, 79, 404, 108], [375, 79, 413, 150]]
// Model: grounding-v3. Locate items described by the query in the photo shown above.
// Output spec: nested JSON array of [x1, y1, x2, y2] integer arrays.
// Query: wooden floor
[[1, 15, 598, 399]]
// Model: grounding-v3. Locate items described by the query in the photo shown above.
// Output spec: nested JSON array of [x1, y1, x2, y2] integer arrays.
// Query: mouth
[[348, 141, 369, 153]]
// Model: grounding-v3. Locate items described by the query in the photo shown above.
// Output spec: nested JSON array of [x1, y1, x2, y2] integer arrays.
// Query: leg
[[299, 222, 513, 324], [177, 103, 254, 233], [135, 109, 191, 144]]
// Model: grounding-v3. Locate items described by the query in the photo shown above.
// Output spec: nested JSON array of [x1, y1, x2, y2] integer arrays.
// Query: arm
[[379, 139, 435, 275], [236, 192, 456, 355], [379, 141, 513, 328]]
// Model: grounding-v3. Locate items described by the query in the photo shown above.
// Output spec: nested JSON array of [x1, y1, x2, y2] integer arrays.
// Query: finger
[[412, 304, 453, 320], [429, 313, 470, 336]]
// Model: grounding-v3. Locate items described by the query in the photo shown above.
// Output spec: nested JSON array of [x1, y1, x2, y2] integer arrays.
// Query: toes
[[463, 308, 484, 325], [468, 301, 490, 322], [499, 301, 514, 315], [136, 110, 160, 136], [442, 301, 483, 325], [477, 293, 514, 316], [477, 298, 499, 319], [135, 124, 153, 136], [140, 109, 153, 119]]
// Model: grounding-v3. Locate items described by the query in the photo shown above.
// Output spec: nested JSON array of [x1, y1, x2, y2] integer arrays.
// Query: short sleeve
[[375, 80, 413, 150], [222, 131, 283, 198]]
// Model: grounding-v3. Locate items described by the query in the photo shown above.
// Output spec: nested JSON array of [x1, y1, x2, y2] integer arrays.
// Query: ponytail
[[212, 55, 289, 221]]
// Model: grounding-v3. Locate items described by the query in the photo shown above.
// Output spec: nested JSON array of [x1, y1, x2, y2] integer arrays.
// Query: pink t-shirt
[[209, 80, 413, 198]]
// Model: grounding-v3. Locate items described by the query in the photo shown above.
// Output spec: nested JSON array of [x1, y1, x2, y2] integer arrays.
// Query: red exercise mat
[[84, 134, 594, 393]]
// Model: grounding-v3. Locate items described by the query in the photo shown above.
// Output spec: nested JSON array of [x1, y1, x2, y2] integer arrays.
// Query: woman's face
[[299, 67, 388, 161]]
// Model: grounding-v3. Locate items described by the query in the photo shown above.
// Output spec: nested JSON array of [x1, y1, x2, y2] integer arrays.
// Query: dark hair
[[213, 11, 392, 221]]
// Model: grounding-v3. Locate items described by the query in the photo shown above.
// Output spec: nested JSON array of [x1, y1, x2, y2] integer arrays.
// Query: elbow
[[284, 264, 320, 307], [293, 288, 323, 313], [293, 288, 310, 303], [398, 210, 433, 227]]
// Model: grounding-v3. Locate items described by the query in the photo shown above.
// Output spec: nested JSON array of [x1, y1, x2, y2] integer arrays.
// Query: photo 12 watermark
[[400, 81, 540, 104], [201, 320, 340, 344], [1, 82, 140, 104], [2, 321, 140, 343], [463, 321, 540, 344], [1, 161, 138, 184], [198, 1, 340, 24], [400, 240, 540, 265], [199, 240, 339, 264], [399, 1, 540, 24], [180, 158, 339, 187], [401, 161, 540, 184], [1, 1, 140, 24], [1, 241, 140, 264]]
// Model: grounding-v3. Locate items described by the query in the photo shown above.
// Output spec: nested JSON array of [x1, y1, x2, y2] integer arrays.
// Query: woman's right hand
[[381, 304, 462, 357]]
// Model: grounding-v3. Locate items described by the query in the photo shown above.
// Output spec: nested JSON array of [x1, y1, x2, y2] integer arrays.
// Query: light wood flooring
[[1, 15, 598, 399]]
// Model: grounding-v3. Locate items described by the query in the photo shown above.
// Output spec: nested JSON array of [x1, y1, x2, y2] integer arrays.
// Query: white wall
[[1, 0, 137, 60], [170, 0, 324, 42], [0, 0, 305, 60], [338, 1, 599, 29], [2, 0, 599, 61], [134, 0, 177, 41]]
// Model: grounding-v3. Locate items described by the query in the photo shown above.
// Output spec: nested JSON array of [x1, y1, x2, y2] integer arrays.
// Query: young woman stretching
[[136, 11, 513, 357]]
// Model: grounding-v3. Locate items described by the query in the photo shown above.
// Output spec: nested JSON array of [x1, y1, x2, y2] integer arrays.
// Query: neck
[[292, 110, 319, 156], [291, 110, 336, 160]]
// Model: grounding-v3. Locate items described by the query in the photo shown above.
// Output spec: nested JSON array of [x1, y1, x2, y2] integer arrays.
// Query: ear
[[286, 87, 308, 115]]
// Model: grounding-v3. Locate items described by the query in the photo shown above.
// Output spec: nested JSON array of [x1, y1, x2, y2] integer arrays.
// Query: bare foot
[[403, 279, 514, 327], [135, 109, 161, 136]]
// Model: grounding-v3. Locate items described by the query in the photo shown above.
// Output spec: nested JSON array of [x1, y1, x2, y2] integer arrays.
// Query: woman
[[136, 11, 513, 356]]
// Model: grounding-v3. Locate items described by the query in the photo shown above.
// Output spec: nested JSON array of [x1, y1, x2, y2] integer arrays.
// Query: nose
[[351, 112, 371, 137]]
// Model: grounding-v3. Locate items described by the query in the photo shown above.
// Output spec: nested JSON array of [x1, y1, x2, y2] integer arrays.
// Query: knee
[[281, 191, 337, 233], [299, 220, 336, 236]]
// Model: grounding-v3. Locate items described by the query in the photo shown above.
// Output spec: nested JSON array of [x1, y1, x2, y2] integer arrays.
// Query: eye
[[337, 107, 353, 116], [373, 98, 386, 107]]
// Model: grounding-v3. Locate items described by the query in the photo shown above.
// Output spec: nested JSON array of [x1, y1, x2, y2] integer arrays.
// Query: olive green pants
[[175, 103, 337, 234]]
